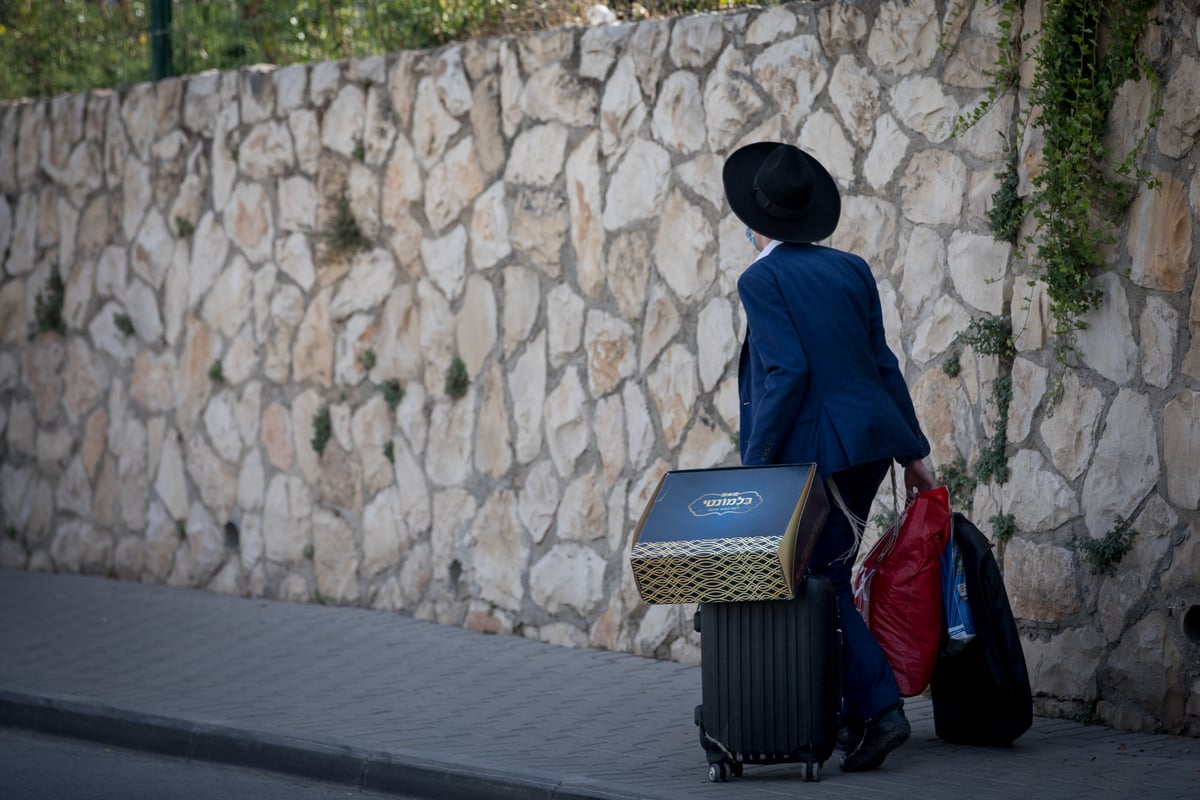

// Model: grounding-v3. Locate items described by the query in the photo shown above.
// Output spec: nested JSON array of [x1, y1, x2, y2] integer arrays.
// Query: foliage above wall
[[0, 0, 781, 101]]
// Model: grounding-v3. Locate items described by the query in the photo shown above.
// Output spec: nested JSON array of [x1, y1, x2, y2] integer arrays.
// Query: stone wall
[[0, 0, 1197, 734]]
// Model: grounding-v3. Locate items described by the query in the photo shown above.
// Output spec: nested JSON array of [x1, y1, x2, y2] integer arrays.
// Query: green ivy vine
[[1025, 0, 1162, 348], [948, 0, 1162, 511], [961, 0, 1162, 353]]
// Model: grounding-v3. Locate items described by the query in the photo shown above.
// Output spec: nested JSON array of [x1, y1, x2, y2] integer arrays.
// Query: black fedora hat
[[722, 142, 841, 244]]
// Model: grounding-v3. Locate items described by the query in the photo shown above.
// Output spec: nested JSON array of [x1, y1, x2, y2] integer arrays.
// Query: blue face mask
[[744, 226, 760, 252]]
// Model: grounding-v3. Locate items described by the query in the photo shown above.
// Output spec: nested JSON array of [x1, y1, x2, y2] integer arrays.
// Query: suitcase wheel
[[706, 759, 742, 782], [804, 762, 821, 782]]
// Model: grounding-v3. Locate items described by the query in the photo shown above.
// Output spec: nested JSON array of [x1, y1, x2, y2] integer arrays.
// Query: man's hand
[[903, 459, 936, 497]]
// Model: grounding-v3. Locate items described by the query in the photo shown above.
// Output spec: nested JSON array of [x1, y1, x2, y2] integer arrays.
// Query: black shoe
[[837, 716, 864, 752], [839, 705, 910, 772]]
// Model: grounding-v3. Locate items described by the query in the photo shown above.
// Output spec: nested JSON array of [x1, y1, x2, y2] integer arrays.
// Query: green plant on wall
[[444, 357, 469, 399], [958, 316, 1015, 360], [937, 456, 978, 510], [34, 267, 66, 335], [872, 507, 899, 533], [326, 188, 369, 255], [1025, 0, 1161, 348], [990, 512, 1016, 544], [941, 350, 962, 378], [943, 316, 1015, 486], [311, 405, 332, 455], [1076, 515, 1139, 576], [961, 0, 1162, 358], [359, 348, 376, 371], [114, 312, 135, 337], [975, 374, 1012, 485], [949, 2, 1022, 130], [952, 2, 1160, 501], [988, 148, 1023, 245], [381, 379, 404, 412]]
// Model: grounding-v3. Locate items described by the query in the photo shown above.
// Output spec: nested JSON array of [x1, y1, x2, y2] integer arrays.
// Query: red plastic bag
[[853, 486, 952, 697]]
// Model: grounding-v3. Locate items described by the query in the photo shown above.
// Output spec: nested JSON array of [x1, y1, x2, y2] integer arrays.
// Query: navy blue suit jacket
[[737, 243, 929, 478]]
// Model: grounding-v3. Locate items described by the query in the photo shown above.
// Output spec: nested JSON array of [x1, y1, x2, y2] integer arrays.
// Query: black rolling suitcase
[[694, 573, 840, 783], [930, 513, 1032, 746]]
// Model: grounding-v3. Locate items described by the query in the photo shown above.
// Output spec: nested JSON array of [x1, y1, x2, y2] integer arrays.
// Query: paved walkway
[[1, 568, 1197, 799]]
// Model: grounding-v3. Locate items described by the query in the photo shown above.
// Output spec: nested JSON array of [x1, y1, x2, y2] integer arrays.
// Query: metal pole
[[150, 0, 173, 80]]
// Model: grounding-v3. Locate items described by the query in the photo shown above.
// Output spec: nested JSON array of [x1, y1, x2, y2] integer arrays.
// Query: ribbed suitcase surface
[[697, 574, 839, 782]]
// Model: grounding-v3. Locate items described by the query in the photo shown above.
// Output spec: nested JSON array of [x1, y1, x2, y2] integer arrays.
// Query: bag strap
[[826, 476, 870, 564], [890, 463, 900, 520], [829, 464, 907, 564]]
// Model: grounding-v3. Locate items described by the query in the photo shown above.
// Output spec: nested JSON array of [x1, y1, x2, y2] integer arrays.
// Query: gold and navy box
[[629, 464, 829, 605]]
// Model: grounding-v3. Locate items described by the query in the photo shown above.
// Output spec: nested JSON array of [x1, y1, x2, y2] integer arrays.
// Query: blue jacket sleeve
[[737, 268, 810, 465]]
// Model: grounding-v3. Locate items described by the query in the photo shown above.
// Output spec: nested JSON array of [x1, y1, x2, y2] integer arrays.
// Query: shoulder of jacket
[[738, 256, 775, 283]]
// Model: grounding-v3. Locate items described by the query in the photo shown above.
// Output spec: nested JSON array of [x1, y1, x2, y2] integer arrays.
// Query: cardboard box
[[629, 464, 829, 605]]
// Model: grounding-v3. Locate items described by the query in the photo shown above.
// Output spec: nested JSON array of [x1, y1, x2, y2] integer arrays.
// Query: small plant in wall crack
[[34, 266, 66, 335], [207, 359, 225, 384], [941, 350, 962, 378], [987, 148, 1023, 246], [383, 440, 394, 465], [325, 188, 370, 255], [381, 379, 404, 412], [974, 375, 1012, 486], [936, 456, 977, 511], [990, 513, 1016, 544], [444, 357, 469, 399], [1076, 515, 1139, 577], [114, 312, 135, 337], [311, 405, 332, 455], [957, 316, 1015, 360], [359, 348, 376, 371]]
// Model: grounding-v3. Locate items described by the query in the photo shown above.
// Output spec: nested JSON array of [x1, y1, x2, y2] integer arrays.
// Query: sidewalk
[[1, 568, 1197, 800]]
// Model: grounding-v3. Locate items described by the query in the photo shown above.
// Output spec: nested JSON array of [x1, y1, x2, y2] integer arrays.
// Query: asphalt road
[[0, 727, 421, 800]]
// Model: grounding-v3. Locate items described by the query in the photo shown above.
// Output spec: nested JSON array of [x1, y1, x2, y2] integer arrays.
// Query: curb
[[0, 689, 645, 800]]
